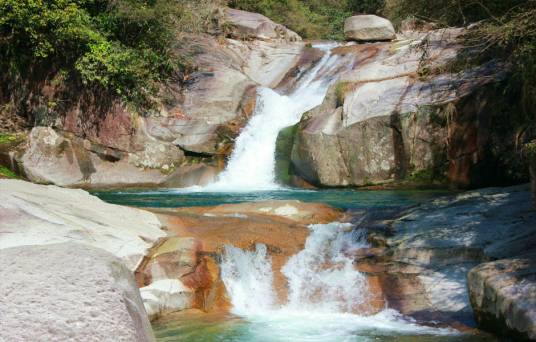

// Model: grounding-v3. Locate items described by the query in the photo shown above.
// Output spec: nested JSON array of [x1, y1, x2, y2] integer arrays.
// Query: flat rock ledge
[[0, 243, 154, 342], [468, 257, 536, 340], [0, 179, 165, 271]]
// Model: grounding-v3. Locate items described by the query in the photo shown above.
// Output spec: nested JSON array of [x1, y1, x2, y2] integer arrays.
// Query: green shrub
[[0, 0, 223, 109]]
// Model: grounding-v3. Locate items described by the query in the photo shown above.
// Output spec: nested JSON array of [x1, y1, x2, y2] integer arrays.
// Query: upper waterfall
[[203, 43, 346, 192]]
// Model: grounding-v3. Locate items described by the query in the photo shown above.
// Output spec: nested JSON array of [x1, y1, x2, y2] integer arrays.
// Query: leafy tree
[[0, 0, 221, 109]]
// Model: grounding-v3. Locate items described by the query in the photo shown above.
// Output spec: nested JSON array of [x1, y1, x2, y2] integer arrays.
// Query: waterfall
[[220, 243, 277, 315], [204, 43, 345, 191], [220, 223, 456, 340], [221, 222, 370, 316], [282, 223, 370, 313]]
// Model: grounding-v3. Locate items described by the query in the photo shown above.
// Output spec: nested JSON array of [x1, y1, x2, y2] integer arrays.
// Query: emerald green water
[[92, 187, 452, 210]]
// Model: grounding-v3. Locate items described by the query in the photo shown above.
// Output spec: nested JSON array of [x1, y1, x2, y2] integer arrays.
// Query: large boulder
[[468, 257, 536, 340], [286, 28, 528, 189], [0, 179, 165, 270], [344, 15, 396, 42], [0, 243, 154, 342], [225, 8, 301, 42]]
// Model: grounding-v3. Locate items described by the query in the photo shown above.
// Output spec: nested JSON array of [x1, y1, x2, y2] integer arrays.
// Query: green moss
[[0, 166, 19, 179], [335, 81, 352, 107], [0, 134, 17, 145], [526, 141, 536, 156], [275, 125, 298, 184]]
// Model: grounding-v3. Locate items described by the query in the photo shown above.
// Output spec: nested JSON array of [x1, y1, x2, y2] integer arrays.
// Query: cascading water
[[203, 43, 345, 191], [219, 223, 456, 341], [282, 223, 370, 313]]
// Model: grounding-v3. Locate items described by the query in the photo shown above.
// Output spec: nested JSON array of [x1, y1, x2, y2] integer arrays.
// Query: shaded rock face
[[0, 243, 154, 342], [225, 8, 301, 42], [468, 257, 536, 340], [344, 15, 396, 42], [530, 148, 536, 207], [286, 28, 529, 189], [352, 185, 536, 331], [0, 179, 165, 270]]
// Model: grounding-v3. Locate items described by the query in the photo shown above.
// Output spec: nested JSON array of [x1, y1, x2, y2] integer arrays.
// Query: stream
[[94, 43, 495, 341]]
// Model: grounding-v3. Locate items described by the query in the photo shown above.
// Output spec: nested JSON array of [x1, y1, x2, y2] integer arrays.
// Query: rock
[[0, 243, 154, 342], [135, 237, 223, 318], [148, 201, 344, 308], [225, 8, 301, 42], [468, 257, 536, 340], [185, 200, 343, 224], [0, 179, 165, 270], [529, 142, 536, 207], [353, 184, 536, 329], [287, 28, 523, 189], [344, 15, 396, 42], [140, 279, 196, 319]]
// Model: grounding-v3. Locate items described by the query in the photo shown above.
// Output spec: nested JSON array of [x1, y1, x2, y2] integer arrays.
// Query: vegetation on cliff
[[0, 0, 223, 112]]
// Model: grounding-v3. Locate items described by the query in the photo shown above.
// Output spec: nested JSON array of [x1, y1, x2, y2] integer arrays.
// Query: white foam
[[202, 44, 347, 192], [219, 222, 459, 339]]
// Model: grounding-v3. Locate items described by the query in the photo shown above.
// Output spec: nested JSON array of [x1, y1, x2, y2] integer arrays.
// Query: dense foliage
[[0, 0, 221, 108], [228, 0, 384, 40]]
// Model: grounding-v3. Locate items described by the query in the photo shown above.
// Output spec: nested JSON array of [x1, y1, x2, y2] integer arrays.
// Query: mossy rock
[[275, 125, 298, 185]]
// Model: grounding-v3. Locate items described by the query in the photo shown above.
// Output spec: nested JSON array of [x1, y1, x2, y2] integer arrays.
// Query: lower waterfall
[[219, 222, 455, 341]]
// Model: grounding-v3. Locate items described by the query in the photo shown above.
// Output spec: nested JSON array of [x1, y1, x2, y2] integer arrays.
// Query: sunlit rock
[[344, 15, 396, 42], [468, 257, 536, 340], [0, 243, 154, 342], [0, 179, 165, 270]]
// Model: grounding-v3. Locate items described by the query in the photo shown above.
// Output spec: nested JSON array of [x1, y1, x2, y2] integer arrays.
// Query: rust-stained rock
[[146, 201, 344, 308]]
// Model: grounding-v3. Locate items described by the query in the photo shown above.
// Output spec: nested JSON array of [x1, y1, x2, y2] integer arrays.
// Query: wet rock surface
[[352, 184, 536, 337], [135, 200, 345, 317]]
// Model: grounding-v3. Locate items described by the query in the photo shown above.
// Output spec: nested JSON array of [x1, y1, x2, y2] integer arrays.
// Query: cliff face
[[0, 9, 304, 189], [284, 28, 533, 189]]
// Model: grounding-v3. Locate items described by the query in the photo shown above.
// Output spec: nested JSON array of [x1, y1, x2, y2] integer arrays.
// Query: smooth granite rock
[[0, 243, 154, 342], [468, 257, 536, 340], [0, 179, 165, 270], [344, 15, 396, 42]]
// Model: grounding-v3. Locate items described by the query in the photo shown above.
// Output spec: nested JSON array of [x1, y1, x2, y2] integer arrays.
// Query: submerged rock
[[0, 243, 154, 342], [344, 15, 396, 42], [468, 257, 536, 340]]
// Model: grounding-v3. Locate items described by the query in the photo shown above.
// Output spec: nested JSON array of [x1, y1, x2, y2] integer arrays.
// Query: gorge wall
[[279, 28, 533, 189]]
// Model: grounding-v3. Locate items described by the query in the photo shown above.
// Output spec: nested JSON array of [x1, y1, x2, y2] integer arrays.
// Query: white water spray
[[204, 43, 345, 191], [220, 223, 457, 340]]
